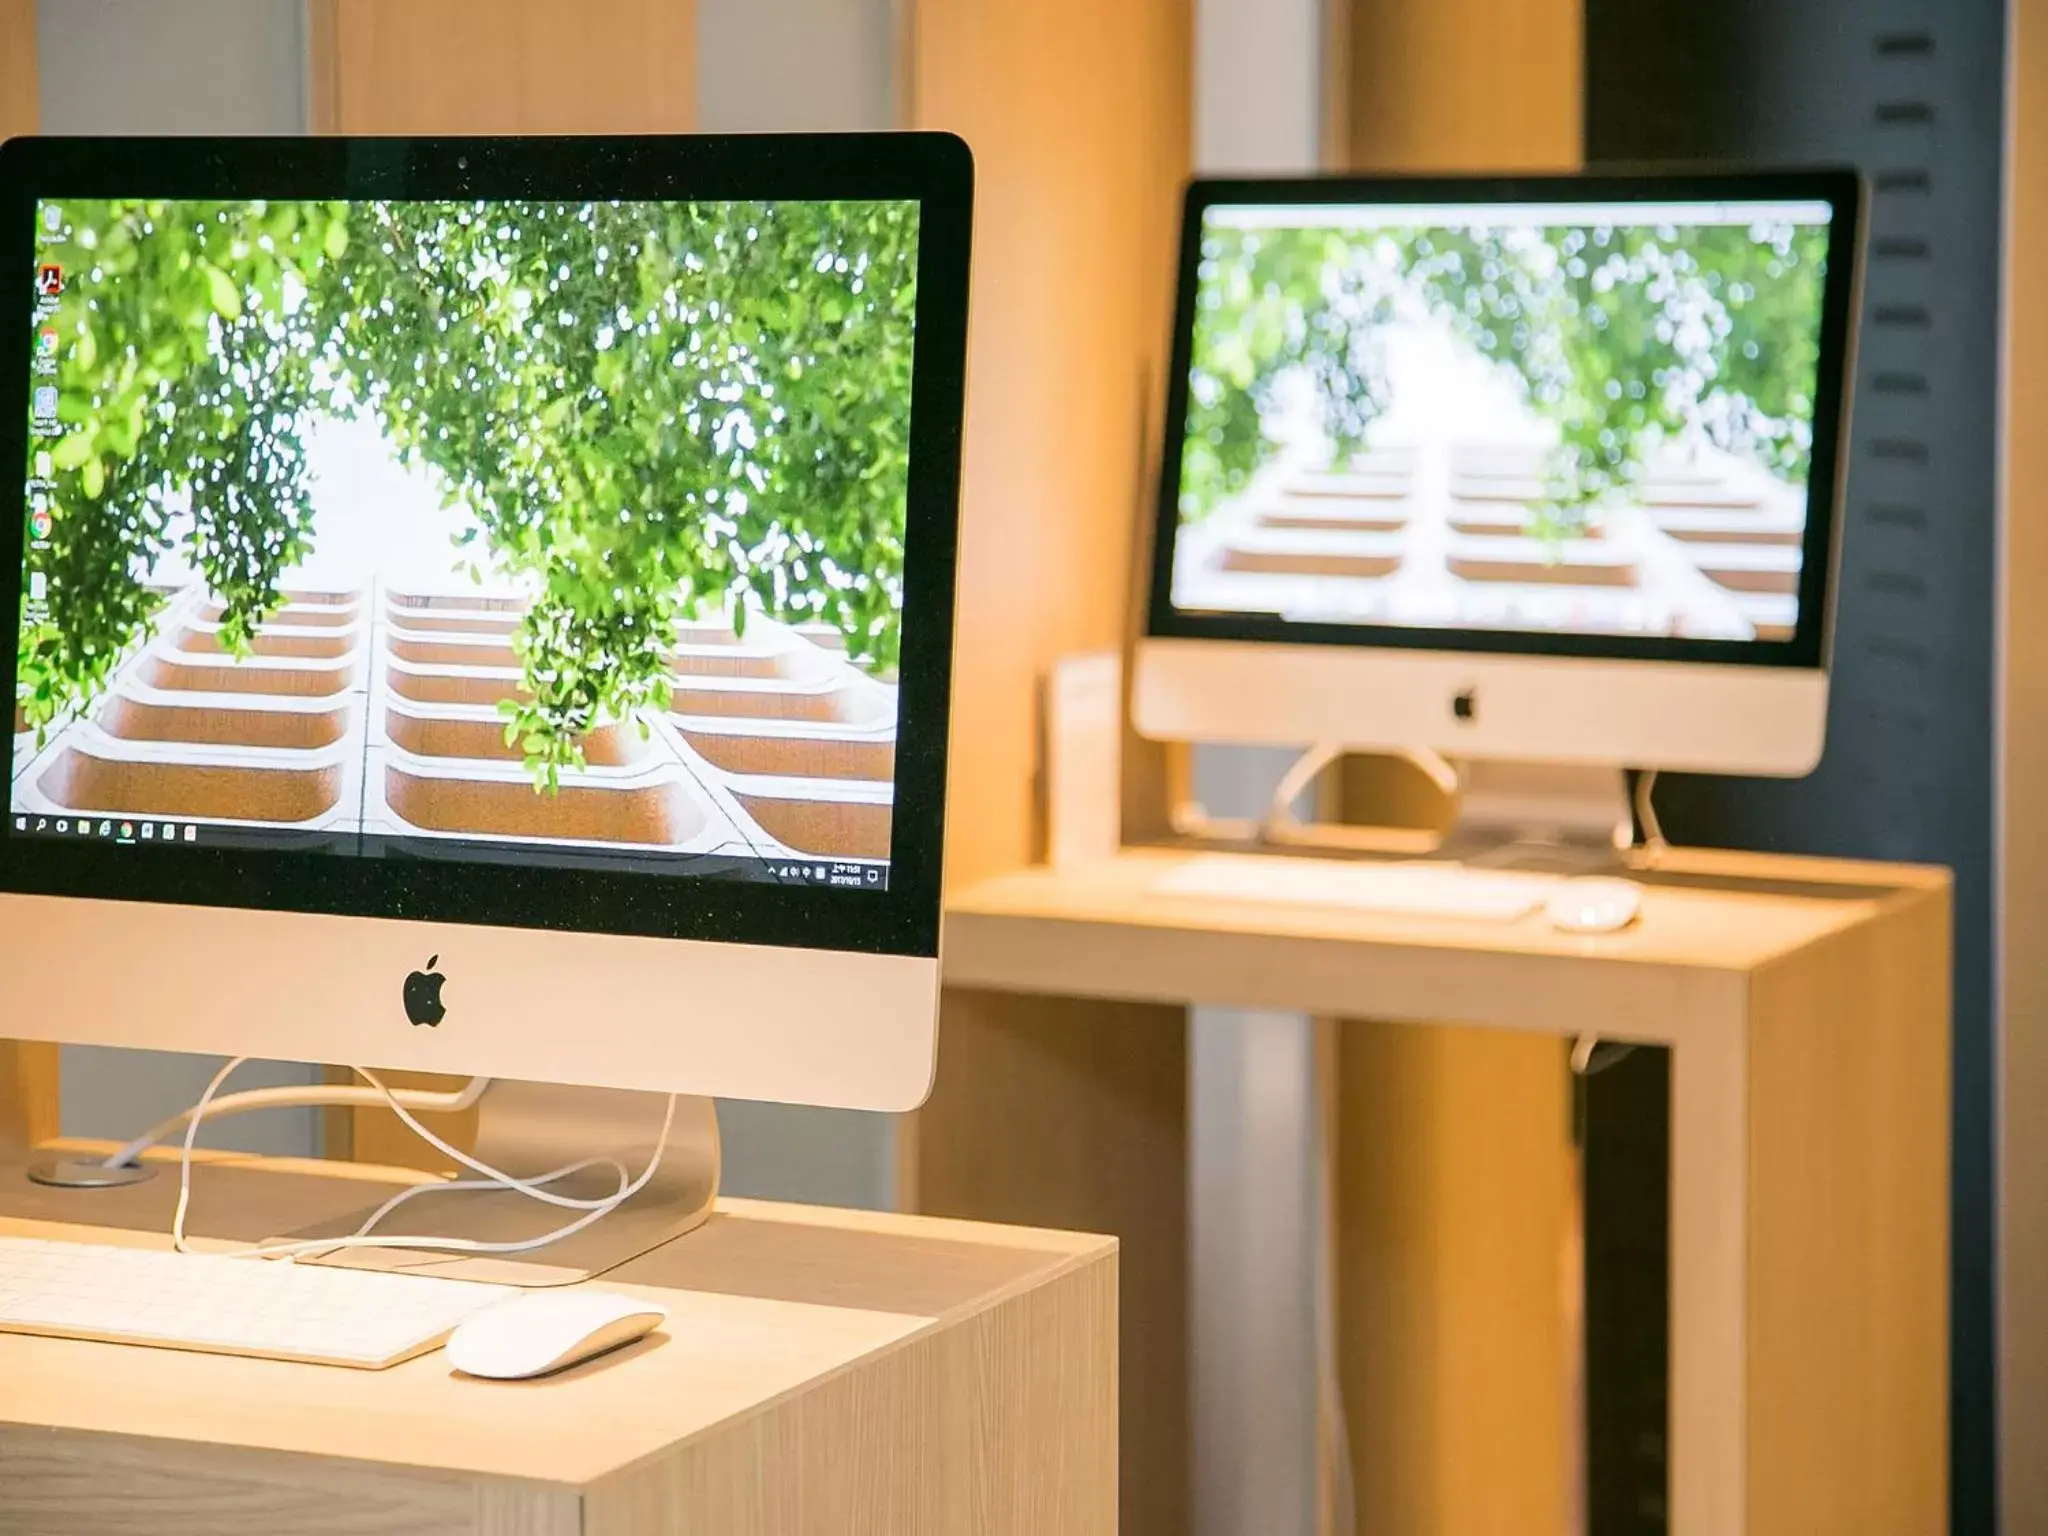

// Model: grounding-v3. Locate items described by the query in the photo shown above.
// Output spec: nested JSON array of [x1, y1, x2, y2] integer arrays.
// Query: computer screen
[[1162, 192, 1846, 652], [14, 195, 917, 889]]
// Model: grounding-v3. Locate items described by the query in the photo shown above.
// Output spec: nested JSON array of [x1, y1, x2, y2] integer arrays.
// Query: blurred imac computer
[[1, 135, 970, 1283], [1135, 170, 1862, 854]]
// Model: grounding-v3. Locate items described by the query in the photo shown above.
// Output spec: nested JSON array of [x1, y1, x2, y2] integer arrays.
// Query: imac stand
[[1176, 742, 1637, 870], [292, 1081, 722, 1287], [1427, 759, 1633, 870], [30, 1077, 720, 1287]]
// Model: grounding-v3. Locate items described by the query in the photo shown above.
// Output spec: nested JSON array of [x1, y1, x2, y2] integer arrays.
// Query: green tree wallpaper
[[1180, 215, 1828, 540], [19, 197, 919, 790]]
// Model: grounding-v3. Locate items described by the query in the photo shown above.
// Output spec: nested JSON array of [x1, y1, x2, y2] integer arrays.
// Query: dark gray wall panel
[[1590, 3, 2004, 1531]]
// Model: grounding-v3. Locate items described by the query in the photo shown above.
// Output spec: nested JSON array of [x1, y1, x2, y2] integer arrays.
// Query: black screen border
[[1147, 167, 1865, 670], [0, 132, 970, 961]]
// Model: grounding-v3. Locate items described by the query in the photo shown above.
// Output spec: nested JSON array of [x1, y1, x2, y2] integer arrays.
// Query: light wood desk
[[936, 845, 1950, 1536], [0, 1151, 1117, 1535]]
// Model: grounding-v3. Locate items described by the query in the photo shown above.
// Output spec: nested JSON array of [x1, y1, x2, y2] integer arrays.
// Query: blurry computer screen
[[1168, 194, 1839, 646]]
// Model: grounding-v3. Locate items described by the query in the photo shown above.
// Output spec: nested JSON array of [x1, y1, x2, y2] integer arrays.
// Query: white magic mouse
[[446, 1289, 667, 1380], [1544, 877, 1643, 935]]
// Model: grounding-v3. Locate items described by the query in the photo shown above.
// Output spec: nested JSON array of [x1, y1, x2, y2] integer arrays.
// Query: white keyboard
[[0, 1235, 512, 1369], [1153, 854, 1560, 921]]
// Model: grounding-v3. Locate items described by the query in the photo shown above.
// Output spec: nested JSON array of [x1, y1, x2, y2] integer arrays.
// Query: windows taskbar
[[5, 814, 889, 891]]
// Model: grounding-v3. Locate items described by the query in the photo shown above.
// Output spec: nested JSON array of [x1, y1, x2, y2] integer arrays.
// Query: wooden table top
[[0, 1150, 1114, 1489], [940, 844, 1950, 1036]]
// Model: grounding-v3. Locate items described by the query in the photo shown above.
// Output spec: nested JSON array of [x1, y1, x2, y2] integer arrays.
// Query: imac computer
[[1134, 170, 1863, 859], [0, 134, 971, 1294]]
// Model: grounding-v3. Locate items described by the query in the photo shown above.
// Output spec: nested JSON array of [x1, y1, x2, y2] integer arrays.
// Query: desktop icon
[[35, 264, 62, 298], [27, 572, 47, 601], [41, 204, 60, 234], [29, 505, 53, 541], [32, 386, 58, 423], [34, 451, 52, 480], [35, 326, 56, 360], [403, 956, 448, 1028]]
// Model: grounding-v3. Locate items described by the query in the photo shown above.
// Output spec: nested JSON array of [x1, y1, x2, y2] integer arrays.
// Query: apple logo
[[1452, 688, 1478, 723], [403, 956, 447, 1028]]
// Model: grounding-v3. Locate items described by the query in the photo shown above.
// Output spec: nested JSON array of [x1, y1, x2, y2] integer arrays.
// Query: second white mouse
[[446, 1289, 667, 1380], [1544, 877, 1643, 935]]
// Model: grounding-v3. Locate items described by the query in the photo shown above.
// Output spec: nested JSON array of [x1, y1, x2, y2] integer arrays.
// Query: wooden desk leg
[[1739, 888, 1951, 1534], [1667, 883, 1949, 1536]]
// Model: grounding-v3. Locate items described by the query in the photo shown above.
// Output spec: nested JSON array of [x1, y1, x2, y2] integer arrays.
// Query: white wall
[[36, 0, 306, 137], [1188, 3, 1335, 1533], [698, 0, 895, 133]]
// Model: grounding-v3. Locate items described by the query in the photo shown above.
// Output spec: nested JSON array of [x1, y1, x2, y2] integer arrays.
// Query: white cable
[[167, 1059, 676, 1261], [240, 1095, 675, 1262], [348, 1065, 645, 1211], [1633, 768, 1666, 856], [341, 1155, 629, 1240], [1264, 741, 1344, 836], [105, 1076, 492, 1170], [170, 1055, 253, 1253]]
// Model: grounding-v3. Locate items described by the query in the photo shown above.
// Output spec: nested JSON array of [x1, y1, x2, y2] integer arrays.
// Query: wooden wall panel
[[898, 5, 1193, 1531], [0, 0, 51, 1157], [2004, 2, 2048, 1527], [1333, 5, 1584, 1533], [1337, 1023, 1575, 1535], [903, 0, 1189, 887], [1347, 0, 1583, 172], [309, 0, 694, 136], [0, 0, 33, 140]]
